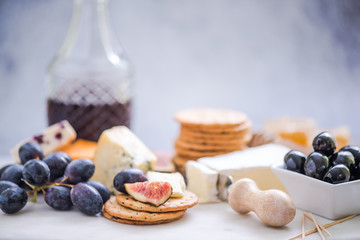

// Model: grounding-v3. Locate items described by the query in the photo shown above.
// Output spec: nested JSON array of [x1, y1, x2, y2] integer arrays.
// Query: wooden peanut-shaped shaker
[[228, 178, 296, 227]]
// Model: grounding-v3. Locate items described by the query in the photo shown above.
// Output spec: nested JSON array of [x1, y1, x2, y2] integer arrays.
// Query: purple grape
[[113, 168, 147, 194], [43, 152, 69, 180], [0, 180, 19, 194], [85, 180, 110, 203], [0, 187, 28, 214], [65, 159, 95, 184], [0, 165, 12, 178], [19, 141, 44, 164], [45, 186, 72, 210], [52, 151, 72, 164], [70, 183, 103, 216], [22, 160, 50, 186], [1, 164, 24, 186]]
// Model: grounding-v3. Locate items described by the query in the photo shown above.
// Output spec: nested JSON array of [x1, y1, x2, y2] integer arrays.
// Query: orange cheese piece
[[279, 131, 309, 146], [59, 139, 97, 160]]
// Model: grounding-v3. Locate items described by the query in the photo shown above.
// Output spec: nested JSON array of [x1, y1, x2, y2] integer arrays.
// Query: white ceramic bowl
[[271, 165, 360, 220]]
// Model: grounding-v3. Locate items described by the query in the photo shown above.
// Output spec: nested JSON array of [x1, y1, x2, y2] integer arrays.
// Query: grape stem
[[22, 179, 38, 202], [21, 178, 35, 190], [21, 177, 74, 203], [28, 187, 39, 203], [54, 176, 74, 188], [31, 189, 38, 202], [59, 176, 69, 184], [57, 183, 74, 188]]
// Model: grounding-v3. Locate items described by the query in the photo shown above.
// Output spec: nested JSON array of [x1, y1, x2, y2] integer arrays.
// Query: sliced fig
[[124, 181, 172, 206]]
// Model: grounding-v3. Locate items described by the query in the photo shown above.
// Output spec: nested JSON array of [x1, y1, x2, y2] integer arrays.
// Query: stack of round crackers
[[103, 191, 198, 225], [173, 108, 252, 173]]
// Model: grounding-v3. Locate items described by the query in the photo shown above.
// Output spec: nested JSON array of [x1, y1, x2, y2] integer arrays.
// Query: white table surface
[[1, 157, 359, 240]]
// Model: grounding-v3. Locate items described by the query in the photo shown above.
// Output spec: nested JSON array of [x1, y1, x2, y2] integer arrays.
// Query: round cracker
[[172, 155, 196, 163], [172, 156, 192, 175], [175, 151, 227, 159], [175, 145, 246, 158], [103, 211, 184, 225], [179, 129, 251, 141], [178, 134, 250, 145], [175, 138, 247, 151], [104, 197, 186, 222], [175, 150, 246, 159], [175, 109, 248, 127], [174, 164, 185, 175], [180, 120, 252, 134], [116, 191, 198, 213]]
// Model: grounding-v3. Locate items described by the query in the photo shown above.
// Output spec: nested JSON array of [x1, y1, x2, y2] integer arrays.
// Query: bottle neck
[[58, 0, 121, 64]]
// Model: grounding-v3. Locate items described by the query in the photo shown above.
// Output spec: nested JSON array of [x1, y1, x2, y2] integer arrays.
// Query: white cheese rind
[[92, 126, 157, 193], [147, 171, 185, 198], [198, 144, 289, 170], [11, 120, 76, 163], [185, 160, 219, 203], [198, 143, 289, 193], [186, 144, 290, 203]]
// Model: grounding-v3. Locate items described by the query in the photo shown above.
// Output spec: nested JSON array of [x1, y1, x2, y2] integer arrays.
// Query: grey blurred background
[[1, 0, 360, 157]]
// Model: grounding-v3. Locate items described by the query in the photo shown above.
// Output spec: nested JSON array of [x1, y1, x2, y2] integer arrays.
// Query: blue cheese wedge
[[147, 171, 186, 198], [185, 161, 219, 203], [92, 126, 157, 193], [11, 120, 76, 163]]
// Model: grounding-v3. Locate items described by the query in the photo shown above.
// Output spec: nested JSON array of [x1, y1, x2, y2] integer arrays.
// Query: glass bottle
[[46, 0, 132, 141]]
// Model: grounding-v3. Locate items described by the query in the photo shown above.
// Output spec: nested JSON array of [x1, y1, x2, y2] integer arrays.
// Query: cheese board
[[2, 109, 360, 239]]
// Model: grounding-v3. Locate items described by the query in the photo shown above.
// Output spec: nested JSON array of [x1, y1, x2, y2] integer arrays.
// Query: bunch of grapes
[[0, 141, 109, 216]]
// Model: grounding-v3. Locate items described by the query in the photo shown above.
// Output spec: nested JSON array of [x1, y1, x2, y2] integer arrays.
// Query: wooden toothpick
[[301, 213, 305, 240], [288, 214, 356, 240]]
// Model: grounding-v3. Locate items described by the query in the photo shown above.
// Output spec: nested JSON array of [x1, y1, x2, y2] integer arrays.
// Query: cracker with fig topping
[[116, 191, 198, 213], [103, 197, 187, 225]]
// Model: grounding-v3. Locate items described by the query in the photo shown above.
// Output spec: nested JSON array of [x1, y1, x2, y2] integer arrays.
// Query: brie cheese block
[[92, 126, 157, 193], [11, 120, 77, 163], [147, 171, 186, 198], [185, 161, 219, 203], [185, 143, 290, 203]]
